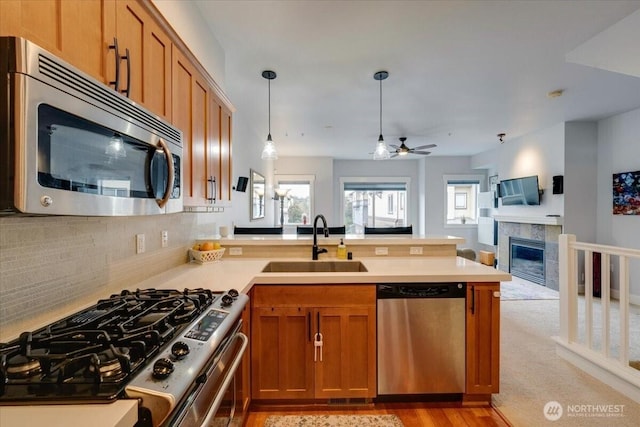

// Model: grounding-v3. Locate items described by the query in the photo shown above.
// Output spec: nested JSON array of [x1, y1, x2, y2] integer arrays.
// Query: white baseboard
[[553, 337, 640, 404]]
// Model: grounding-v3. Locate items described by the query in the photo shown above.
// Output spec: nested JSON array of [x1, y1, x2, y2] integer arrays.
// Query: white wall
[[597, 106, 640, 296], [495, 123, 565, 217], [422, 156, 484, 248], [151, 0, 226, 89], [564, 122, 598, 242], [597, 107, 640, 248]]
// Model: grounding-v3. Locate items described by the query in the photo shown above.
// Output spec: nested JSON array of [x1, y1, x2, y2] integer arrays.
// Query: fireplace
[[509, 237, 545, 285], [495, 217, 561, 290]]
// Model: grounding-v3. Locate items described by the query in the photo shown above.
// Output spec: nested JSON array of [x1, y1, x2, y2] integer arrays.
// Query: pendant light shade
[[372, 71, 390, 160], [261, 70, 278, 160]]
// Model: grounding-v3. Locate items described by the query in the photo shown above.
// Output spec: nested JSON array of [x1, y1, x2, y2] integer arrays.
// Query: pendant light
[[373, 70, 390, 160], [261, 70, 278, 160]]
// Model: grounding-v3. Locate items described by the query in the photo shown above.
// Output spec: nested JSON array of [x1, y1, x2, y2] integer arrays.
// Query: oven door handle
[[199, 332, 248, 427]]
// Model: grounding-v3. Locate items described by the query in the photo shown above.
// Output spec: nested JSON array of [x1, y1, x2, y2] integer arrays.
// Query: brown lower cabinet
[[250, 285, 376, 401], [465, 282, 500, 399]]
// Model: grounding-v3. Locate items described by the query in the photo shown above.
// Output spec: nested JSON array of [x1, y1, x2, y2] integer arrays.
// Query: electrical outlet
[[161, 230, 168, 248], [375, 247, 388, 256], [136, 234, 145, 254], [409, 246, 423, 255], [229, 247, 243, 256]]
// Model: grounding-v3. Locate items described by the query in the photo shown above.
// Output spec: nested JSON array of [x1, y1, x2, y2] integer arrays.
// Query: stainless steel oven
[[167, 323, 247, 427], [0, 289, 248, 427], [0, 36, 182, 216]]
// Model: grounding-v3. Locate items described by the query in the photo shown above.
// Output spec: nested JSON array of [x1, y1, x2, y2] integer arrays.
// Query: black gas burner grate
[[0, 288, 219, 403]]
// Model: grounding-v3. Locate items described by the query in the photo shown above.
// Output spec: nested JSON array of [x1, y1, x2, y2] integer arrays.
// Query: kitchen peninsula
[[0, 235, 510, 426], [149, 234, 510, 406]]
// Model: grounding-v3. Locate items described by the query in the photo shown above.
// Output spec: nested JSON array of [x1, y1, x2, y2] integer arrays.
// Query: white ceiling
[[194, 0, 640, 160]]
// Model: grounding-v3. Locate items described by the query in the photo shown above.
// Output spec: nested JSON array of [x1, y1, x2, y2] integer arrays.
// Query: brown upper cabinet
[[1, 0, 234, 209], [0, 0, 114, 85], [113, 1, 172, 120], [0, 1, 171, 120]]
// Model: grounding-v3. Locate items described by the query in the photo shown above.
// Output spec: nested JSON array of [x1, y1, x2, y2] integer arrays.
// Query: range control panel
[[184, 309, 228, 342]]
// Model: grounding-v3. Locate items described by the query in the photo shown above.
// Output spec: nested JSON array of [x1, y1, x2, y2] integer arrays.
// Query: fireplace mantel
[[493, 215, 563, 226]]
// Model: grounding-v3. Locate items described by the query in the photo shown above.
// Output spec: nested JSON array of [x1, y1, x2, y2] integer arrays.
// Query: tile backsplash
[[0, 213, 202, 335]]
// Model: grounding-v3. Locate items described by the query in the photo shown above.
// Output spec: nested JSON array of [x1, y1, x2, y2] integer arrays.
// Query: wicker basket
[[189, 248, 225, 264]]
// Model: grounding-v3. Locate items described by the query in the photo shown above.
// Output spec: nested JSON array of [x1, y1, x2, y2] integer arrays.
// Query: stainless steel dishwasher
[[377, 282, 466, 396]]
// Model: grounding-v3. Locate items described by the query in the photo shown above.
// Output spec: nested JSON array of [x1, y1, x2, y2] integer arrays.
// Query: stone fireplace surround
[[495, 216, 562, 291]]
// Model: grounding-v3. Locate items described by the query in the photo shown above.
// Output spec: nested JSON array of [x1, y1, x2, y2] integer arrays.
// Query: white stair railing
[[556, 234, 640, 403]]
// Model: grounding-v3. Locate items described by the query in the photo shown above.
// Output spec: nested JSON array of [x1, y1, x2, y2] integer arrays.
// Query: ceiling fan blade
[[412, 151, 432, 155], [389, 153, 399, 158], [389, 144, 400, 149], [412, 144, 437, 150]]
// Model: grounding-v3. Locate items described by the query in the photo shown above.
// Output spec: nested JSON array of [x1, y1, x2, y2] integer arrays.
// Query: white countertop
[[0, 255, 509, 426], [0, 400, 138, 427], [132, 256, 511, 294]]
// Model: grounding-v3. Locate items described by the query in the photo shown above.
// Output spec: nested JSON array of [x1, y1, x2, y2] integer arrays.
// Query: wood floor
[[245, 402, 512, 426]]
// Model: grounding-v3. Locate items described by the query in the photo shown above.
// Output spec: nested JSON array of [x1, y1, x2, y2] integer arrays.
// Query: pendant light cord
[[379, 77, 383, 137], [268, 78, 271, 136]]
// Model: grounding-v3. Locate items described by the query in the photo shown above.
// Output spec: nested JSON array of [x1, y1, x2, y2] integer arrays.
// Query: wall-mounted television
[[499, 175, 542, 206]]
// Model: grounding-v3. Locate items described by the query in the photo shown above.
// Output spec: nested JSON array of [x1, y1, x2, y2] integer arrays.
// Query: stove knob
[[171, 341, 190, 359], [152, 358, 174, 379], [221, 294, 233, 307], [228, 289, 239, 298]]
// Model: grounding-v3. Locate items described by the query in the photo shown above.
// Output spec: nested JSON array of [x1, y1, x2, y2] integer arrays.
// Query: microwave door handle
[[155, 138, 174, 208]]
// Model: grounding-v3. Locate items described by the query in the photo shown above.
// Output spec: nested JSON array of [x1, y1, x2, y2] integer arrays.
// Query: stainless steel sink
[[261, 260, 368, 273]]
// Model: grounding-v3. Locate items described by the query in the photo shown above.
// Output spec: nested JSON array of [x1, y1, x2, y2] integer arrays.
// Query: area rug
[[264, 414, 404, 427], [500, 277, 559, 300]]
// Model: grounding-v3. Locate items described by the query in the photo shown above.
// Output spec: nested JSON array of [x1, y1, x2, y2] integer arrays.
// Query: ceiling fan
[[389, 137, 436, 158]]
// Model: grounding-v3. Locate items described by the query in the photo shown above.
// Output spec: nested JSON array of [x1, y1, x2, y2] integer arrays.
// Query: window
[[444, 175, 482, 226], [274, 175, 314, 225], [341, 178, 409, 234]]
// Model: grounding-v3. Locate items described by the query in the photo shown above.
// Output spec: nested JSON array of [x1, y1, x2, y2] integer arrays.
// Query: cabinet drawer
[[252, 285, 375, 307]]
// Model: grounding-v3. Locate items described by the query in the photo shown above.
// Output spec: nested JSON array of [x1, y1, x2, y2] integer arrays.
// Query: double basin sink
[[261, 260, 368, 273]]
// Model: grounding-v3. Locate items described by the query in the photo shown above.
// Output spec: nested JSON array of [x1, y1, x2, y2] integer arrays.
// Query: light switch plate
[[229, 247, 243, 256], [375, 247, 388, 256]]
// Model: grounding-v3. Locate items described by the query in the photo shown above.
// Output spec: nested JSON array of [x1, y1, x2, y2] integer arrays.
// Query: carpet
[[500, 277, 559, 300], [263, 414, 404, 427]]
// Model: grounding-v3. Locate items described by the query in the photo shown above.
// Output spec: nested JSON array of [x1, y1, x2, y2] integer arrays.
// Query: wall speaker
[[552, 175, 563, 194], [234, 176, 248, 192]]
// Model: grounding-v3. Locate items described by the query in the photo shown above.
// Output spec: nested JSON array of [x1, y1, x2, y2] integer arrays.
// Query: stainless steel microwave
[[0, 37, 182, 216]]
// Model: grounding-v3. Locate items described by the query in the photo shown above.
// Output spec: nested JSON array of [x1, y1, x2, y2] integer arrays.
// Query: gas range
[[0, 287, 248, 426]]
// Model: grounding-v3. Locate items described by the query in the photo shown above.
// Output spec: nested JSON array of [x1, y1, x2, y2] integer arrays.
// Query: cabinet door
[[115, 0, 171, 119], [0, 0, 114, 84], [251, 306, 314, 400], [206, 95, 232, 205], [466, 282, 500, 395], [314, 306, 376, 399], [172, 46, 209, 206]]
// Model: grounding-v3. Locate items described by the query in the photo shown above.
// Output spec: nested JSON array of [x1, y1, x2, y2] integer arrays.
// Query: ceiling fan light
[[261, 134, 278, 160]]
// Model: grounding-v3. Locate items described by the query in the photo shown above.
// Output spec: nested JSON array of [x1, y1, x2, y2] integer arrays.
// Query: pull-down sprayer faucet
[[312, 214, 329, 260]]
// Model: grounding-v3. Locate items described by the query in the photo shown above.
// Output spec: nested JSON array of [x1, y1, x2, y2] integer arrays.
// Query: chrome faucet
[[312, 214, 329, 260]]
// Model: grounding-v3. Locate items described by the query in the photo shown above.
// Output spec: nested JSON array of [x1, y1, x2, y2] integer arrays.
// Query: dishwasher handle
[[377, 283, 466, 299]]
